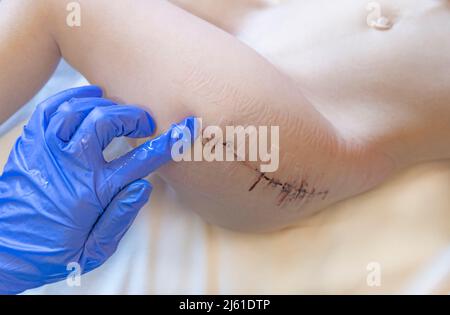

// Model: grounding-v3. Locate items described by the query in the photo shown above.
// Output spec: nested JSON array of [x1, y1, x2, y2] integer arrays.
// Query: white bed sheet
[[1, 61, 449, 294]]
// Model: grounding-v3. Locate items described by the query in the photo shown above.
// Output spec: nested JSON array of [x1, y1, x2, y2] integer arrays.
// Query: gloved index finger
[[102, 116, 198, 196]]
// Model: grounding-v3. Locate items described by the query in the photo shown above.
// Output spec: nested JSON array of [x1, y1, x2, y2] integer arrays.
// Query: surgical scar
[[202, 129, 329, 207], [248, 171, 329, 207]]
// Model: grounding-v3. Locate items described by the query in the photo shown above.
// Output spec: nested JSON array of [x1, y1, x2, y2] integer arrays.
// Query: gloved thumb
[[80, 179, 152, 272]]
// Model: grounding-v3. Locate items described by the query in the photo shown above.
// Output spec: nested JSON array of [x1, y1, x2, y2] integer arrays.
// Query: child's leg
[[0, 0, 394, 231]]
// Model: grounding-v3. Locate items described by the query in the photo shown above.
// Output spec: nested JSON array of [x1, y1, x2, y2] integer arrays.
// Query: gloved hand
[[0, 86, 197, 294]]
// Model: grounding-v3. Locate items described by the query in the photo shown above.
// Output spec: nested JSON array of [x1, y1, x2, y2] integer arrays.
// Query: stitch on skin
[[295, 180, 307, 200], [307, 188, 316, 200], [247, 168, 329, 207], [278, 183, 293, 206], [200, 127, 330, 206], [213, 133, 330, 205], [248, 173, 265, 192]]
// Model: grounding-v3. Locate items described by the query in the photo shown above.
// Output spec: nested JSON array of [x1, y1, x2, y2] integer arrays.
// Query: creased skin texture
[[42, 0, 401, 231], [0, 0, 412, 232], [154, 68, 395, 232], [149, 0, 450, 231]]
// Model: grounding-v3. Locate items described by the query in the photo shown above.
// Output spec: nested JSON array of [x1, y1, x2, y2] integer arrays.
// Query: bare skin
[[0, 0, 449, 231], [173, 0, 450, 165]]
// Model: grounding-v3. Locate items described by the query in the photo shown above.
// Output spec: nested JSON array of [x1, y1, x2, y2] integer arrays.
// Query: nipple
[[366, 2, 393, 31]]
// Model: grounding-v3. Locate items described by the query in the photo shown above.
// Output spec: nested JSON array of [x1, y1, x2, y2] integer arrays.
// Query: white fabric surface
[[1, 60, 449, 294]]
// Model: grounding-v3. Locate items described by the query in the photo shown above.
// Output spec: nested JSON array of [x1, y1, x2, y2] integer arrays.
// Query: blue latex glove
[[0, 86, 197, 294]]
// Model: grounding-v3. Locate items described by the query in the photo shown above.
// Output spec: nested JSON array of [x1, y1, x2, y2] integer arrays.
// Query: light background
[[1, 60, 449, 294]]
